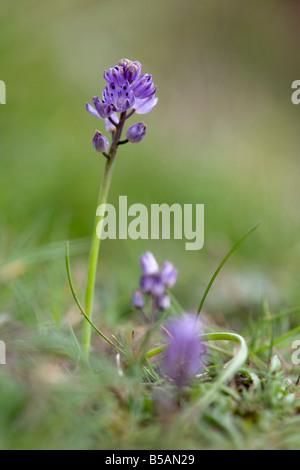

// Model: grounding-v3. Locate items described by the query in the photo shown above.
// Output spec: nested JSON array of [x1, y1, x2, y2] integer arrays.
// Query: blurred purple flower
[[162, 314, 205, 387], [133, 252, 178, 315], [140, 274, 154, 295], [140, 252, 159, 276], [156, 293, 171, 311], [161, 261, 178, 288], [132, 289, 145, 309], [151, 275, 165, 297]]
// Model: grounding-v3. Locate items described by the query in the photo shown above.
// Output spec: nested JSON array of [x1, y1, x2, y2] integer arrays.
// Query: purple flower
[[120, 59, 142, 83], [140, 252, 159, 276], [86, 96, 114, 119], [151, 275, 165, 297], [133, 252, 178, 321], [156, 293, 171, 311], [132, 289, 145, 309], [103, 65, 125, 85], [126, 122, 147, 144], [161, 262, 178, 288], [162, 314, 205, 387], [92, 131, 109, 153], [86, 59, 157, 120], [131, 74, 156, 99], [140, 274, 154, 295], [102, 80, 135, 113]]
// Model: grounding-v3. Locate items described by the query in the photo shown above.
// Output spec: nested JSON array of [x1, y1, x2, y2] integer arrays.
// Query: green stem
[[188, 332, 248, 415], [82, 112, 126, 358]]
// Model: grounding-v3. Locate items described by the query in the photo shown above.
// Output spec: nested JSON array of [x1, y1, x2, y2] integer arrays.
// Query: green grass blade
[[65, 241, 116, 349], [197, 222, 260, 315]]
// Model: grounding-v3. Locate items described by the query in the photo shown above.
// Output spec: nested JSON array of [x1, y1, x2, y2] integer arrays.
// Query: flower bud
[[161, 261, 178, 288], [140, 275, 154, 295], [140, 252, 159, 275], [92, 131, 109, 153], [151, 275, 165, 297], [132, 289, 145, 309], [126, 122, 147, 144], [156, 293, 171, 311], [124, 61, 142, 83]]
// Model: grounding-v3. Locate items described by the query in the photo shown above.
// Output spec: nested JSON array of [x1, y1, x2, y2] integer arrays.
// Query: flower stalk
[[83, 112, 127, 358]]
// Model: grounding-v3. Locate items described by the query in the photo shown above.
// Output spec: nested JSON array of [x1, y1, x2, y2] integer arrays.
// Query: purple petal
[[134, 96, 158, 114], [86, 102, 100, 119]]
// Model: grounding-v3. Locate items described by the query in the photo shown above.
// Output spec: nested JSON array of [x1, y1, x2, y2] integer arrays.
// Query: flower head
[[86, 59, 157, 120], [162, 314, 205, 387]]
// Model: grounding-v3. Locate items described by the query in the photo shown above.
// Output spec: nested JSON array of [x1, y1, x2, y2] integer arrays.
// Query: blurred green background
[[1, 0, 300, 327]]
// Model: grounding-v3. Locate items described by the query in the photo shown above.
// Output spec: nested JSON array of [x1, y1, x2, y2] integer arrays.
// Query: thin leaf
[[197, 222, 260, 315]]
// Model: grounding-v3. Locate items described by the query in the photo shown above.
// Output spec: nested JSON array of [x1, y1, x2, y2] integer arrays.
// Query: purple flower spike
[[132, 74, 156, 99], [132, 289, 145, 309], [161, 261, 178, 288], [140, 274, 154, 295], [140, 252, 159, 276], [156, 293, 171, 311], [162, 314, 205, 387], [92, 131, 109, 153], [86, 59, 157, 123], [126, 122, 147, 143]]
